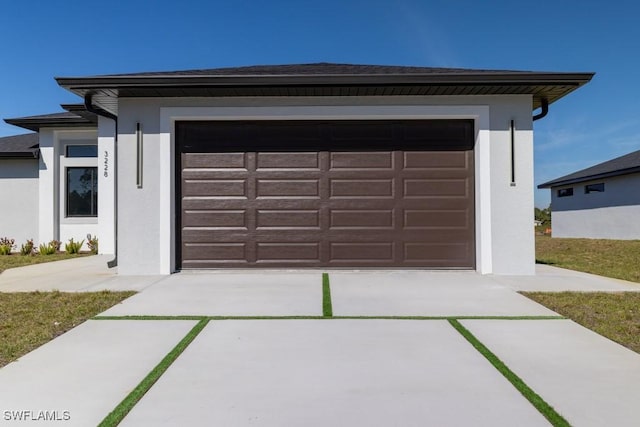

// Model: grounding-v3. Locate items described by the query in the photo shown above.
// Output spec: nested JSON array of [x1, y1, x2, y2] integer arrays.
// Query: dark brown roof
[[56, 63, 594, 116], [0, 133, 39, 158], [538, 149, 640, 188], [99, 63, 528, 76], [4, 110, 97, 132]]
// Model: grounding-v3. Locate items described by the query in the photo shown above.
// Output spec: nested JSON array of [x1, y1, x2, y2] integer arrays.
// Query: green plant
[[20, 239, 34, 256], [38, 243, 56, 255], [65, 238, 84, 254], [0, 237, 15, 255], [86, 234, 98, 254]]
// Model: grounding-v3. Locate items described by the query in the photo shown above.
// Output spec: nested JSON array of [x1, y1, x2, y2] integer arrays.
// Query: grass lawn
[[523, 292, 640, 354], [536, 235, 640, 283], [0, 252, 92, 274], [0, 291, 135, 368]]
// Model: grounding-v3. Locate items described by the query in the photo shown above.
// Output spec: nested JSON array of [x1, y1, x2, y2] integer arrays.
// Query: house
[[1, 63, 593, 275], [538, 149, 640, 239], [0, 133, 40, 246]]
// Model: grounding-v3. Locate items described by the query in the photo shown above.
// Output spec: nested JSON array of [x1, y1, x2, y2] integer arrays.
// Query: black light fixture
[[136, 122, 143, 188]]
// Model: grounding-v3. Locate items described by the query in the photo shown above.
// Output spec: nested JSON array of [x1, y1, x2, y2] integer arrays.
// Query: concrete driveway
[[0, 260, 639, 426]]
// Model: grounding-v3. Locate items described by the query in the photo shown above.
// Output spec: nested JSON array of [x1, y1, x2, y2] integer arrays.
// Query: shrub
[[65, 238, 84, 254], [86, 234, 98, 255], [0, 237, 15, 255], [38, 243, 56, 255], [49, 240, 62, 252], [20, 239, 34, 256]]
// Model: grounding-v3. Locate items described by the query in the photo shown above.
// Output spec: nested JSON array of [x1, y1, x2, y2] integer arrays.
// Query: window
[[585, 183, 605, 194], [66, 167, 98, 217], [557, 188, 573, 197], [66, 145, 97, 158]]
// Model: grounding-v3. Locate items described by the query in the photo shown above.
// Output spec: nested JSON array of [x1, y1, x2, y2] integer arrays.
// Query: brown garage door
[[176, 120, 475, 269]]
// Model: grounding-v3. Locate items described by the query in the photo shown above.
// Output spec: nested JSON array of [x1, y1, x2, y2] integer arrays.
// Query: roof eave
[[55, 72, 595, 89], [0, 151, 39, 159], [4, 118, 97, 132], [54, 70, 594, 117], [537, 166, 640, 188]]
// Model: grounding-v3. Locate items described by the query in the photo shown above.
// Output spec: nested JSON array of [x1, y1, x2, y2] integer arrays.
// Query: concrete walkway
[[0, 260, 639, 426], [0, 255, 164, 292]]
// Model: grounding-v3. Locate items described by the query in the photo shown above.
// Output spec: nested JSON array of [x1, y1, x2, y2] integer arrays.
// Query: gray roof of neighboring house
[[538, 149, 640, 188], [4, 107, 97, 132], [55, 62, 594, 116], [0, 133, 39, 158]]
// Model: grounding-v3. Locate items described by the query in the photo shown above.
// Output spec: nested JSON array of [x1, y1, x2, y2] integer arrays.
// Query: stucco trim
[[160, 105, 492, 275]]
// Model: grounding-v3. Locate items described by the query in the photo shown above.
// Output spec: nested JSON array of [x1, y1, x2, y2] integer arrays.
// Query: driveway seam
[[97, 319, 209, 427], [90, 316, 568, 426], [93, 315, 565, 321], [322, 272, 333, 317], [448, 319, 571, 427]]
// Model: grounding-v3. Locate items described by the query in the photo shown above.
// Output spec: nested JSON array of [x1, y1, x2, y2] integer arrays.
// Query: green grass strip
[[98, 318, 209, 427], [448, 319, 571, 427], [94, 315, 207, 321], [322, 272, 333, 317], [94, 315, 564, 321]]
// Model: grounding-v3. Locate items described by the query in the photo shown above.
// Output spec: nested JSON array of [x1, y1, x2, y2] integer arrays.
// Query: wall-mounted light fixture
[[136, 122, 143, 188], [510, 119, 516, 187]]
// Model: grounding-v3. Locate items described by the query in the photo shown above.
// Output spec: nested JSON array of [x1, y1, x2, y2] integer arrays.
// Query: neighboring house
[[1, 63, 593, 275], [538, 149, 640, 240]]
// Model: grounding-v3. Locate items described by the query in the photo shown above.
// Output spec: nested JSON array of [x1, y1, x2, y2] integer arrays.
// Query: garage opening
[[176, 120, 475, 269]]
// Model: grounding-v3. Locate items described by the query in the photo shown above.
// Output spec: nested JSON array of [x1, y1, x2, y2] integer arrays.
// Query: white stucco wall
[[551, 173, 640, 239], [97, 116, 116, 255], [0, 159, 39, 248], [38, 130, 56, 244], [114, 95, 535, 275], [38, 129, 100, 252]]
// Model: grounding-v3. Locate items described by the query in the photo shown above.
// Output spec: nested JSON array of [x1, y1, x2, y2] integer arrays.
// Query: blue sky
[[1, 0, 639, 207]]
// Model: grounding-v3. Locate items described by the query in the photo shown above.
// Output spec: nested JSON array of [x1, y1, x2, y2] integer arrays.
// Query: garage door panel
[[403, 179, 470, 198], [404, 243, 472, 263], [330, 243, 394, 262], [256, 243, 320, 261], [257, 152, 320, 169], [182, 199, 250, 210], [182, 170, 250, 180], [256, 210, 320, 229], [183, 152, 248, 169], [330, 179, 394, 198], [330, 152, 394, 169], [184, 199, 323, 210], [401, 163, 471, 176], [398, 199, 472, 211], [330, 210, 394, 229], [403, 209, 470, 229], [183, 180, 248, 197], [403, 151, 468, 169], [177, 120, 475, 269], [256, 179, 320, 198], [182, 210, 247, 228], [182, 243, 247, 262]]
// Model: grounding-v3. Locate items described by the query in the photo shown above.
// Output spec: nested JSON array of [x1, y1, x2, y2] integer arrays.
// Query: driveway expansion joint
[[98, 319, 209, 427], [93, 315, 566, 321], [449, 319, 571, 427]]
